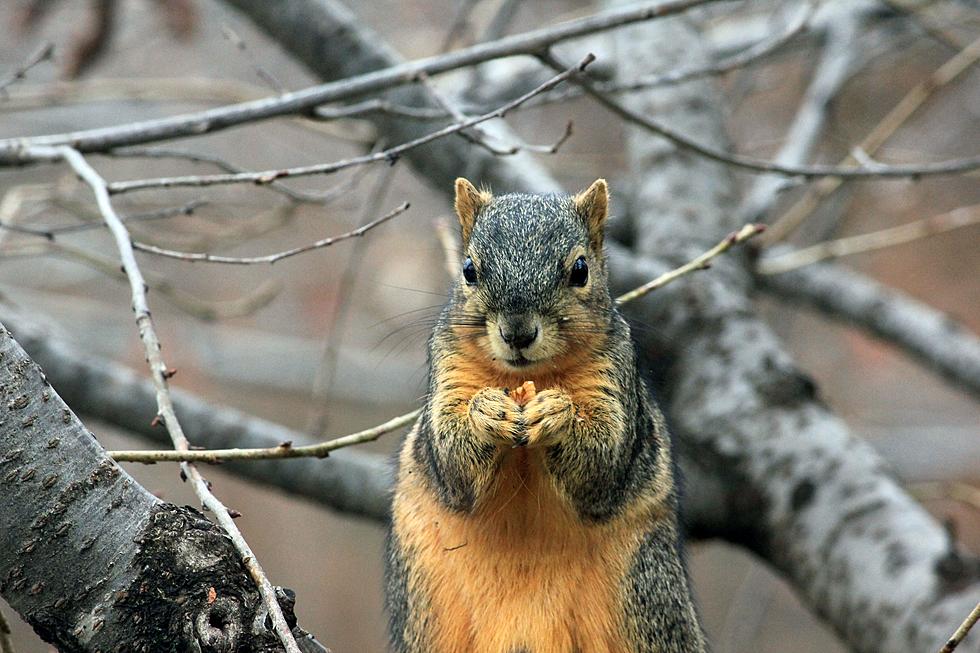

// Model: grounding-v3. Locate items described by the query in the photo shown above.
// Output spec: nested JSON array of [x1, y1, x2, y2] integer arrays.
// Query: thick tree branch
[[604, 5, 980, 652], [756, 256, 980, 398], [0, 323, 325, 653]]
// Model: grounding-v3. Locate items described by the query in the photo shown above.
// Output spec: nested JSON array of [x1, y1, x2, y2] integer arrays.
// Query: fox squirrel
[[385, 178, 707, 652]]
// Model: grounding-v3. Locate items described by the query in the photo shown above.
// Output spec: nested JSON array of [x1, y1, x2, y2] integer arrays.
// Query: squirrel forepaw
[[468, 387, 525, 446], [523, 389, 576, 448]]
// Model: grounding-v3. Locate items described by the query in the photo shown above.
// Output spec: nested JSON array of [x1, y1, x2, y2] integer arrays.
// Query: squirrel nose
[[499, 324, 538, 350]]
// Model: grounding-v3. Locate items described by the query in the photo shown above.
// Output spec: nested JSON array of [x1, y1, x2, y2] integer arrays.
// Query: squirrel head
[[450, 177, 612, 374]]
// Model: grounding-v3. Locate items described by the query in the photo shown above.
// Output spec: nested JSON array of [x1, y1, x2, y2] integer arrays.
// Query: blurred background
[[0, 0, 977, 651]]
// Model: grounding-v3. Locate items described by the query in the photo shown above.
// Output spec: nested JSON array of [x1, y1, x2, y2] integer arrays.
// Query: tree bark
[[756, 255, 980, 398], [602, 3, 980, 651], [0, 322, 323, 652]]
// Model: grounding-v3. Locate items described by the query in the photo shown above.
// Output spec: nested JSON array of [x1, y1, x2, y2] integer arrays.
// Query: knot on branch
[[116, 504, 284, 652]]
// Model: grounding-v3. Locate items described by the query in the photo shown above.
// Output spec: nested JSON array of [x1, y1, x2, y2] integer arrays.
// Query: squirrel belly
[[384, 179, 706, 653], [391, 423, 665, 653]]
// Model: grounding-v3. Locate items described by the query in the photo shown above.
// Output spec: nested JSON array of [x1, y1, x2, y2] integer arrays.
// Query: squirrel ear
[[573, 179, 609, 250], [454, 178, 492, 244]]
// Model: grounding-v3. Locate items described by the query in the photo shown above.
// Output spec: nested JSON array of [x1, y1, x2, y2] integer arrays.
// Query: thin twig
[[105, 55, 593, 194], [937, 601, 980, 653], [615, 224, 766, 304], [417, 71, 518, 156], [763, 34, 980, 243], [0, 0, 717, 164], [23, 144, 304, 653], [313, 98, 449, 121], [131, 202, 409, 264], [540, 51, 980, 179], [109, 410, 420, 463], [106, 147, 357, 204], [757, 205, 980, 274], [0, 41, 54, 97], [220, 24, 284, 93], [0, 199, 205, 239]]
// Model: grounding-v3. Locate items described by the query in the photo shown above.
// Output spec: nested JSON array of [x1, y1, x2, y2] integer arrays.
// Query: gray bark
[[757, 256, 980, 398], [0, 322, 325, 652], [603, 4, 980, 652]]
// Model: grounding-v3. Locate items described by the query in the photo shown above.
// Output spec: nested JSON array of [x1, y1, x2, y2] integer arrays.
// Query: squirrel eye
[[569, 256, 589, 287], [462, 257, 477, 285]]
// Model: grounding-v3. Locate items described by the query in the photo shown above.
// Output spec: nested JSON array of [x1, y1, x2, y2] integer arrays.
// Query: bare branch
[[22, 145, 304, 653], [757, 204, 980, 274], [615, 223, 765, 304], [131, 201, 409, 264], [0, 41, 54, 97], [756, 255, 980, 398], [764, 33, 980, 243], [540, 51, 980, 180], [106, 147, 353, 204], [737, 4, 863, 223], [0, 0, 717, 165], [103, 55, 592, 194], [938, 601, 980, 653], [109, 410, 419, 463]]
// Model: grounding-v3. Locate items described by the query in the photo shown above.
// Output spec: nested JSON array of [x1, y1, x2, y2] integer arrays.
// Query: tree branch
[[540, 50, 980, 180], [756, 255, 980, 398], [22, 145, 303, 653], [102, 55, 591, 194], [0, 306, 395, 521], [131, 201, 410, 264], [603, 5, 980, 651], [0, 323, 326, 652], [0, 0, 717, 165]]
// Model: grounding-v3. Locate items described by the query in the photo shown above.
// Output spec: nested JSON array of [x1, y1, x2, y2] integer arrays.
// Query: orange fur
[[393, 426, 656, 653]]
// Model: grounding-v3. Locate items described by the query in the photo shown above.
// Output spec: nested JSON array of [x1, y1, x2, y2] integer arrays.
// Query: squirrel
[[385, 178, 707, 653]]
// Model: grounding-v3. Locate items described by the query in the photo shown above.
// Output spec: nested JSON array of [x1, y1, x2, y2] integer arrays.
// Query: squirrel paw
[[468, 387, 525, 446], [523, 389, 575, 448]]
